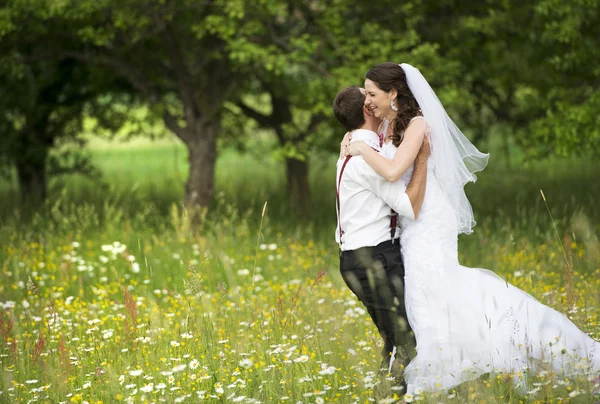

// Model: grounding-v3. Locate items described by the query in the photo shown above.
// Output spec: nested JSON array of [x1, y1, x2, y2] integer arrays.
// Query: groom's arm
[[405, 138, 431, 219], [353, 163, 415, 221], [352, 139, 430, 220]]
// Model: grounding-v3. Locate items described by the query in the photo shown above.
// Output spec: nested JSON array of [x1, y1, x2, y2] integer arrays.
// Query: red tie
[[379, 133, 384, 147]]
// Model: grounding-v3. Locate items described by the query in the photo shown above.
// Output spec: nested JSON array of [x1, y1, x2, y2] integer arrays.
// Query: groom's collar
[[350, 129, 381, 152]]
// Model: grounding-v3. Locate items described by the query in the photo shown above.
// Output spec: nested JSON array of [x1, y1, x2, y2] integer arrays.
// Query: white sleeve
[[352, 159, 415, 220]]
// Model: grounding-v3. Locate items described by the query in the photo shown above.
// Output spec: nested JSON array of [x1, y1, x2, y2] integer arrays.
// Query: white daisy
[[239, 359, 253, 369]]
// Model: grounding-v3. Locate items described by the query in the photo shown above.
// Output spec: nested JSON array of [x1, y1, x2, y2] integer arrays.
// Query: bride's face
[[364, 79, 396, 121]]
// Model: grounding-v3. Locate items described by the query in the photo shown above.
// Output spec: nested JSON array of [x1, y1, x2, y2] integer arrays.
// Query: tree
[[525, 0, 600, 157], [0, 1, 143, 206], [0, 0, 273, 210], [412, 0, 600, 161], [31, 0, 303, 212], [0, 46, 123, 205], [230, 0, 453, 212]]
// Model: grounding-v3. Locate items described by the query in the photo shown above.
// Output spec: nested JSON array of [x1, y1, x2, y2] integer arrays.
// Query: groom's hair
[[333, 86, 366, 132]]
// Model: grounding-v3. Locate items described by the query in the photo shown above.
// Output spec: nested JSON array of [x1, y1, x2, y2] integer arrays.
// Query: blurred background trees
[[0, 0, 598, 214]]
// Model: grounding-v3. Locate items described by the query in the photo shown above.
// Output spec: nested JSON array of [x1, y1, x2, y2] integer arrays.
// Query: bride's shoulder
[[406, 115, 427, 133], [409, 115, 426, 125], [406, 115, 430, 137]]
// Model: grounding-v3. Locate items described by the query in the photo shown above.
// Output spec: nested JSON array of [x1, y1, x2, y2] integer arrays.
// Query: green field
[[1, 137, 599, 403]]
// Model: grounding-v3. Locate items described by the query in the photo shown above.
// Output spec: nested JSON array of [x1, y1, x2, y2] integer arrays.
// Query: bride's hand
[[339, 132, 352, 159], [346, 140, 367, 156]]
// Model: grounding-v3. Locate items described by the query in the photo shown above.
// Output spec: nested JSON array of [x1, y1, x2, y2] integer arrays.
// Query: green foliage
[[413, 0, 600, 158], [525, 0, 600, 157], [530, 91, 600, 157], [1, 0, 599, 210], [222, 0, 459, 212]]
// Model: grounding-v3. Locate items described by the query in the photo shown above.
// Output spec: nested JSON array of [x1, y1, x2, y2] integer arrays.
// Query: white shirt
[[335, 129, 414, 251]]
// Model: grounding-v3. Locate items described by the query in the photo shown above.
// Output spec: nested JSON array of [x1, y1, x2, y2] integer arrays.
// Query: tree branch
[[307, 114, 326, 133], [265, 19, 334, 78], [60, 50, 158, 102], [236, 101, 273, 127], [162, 113, 191, 144], [292, 113, 326, 140]]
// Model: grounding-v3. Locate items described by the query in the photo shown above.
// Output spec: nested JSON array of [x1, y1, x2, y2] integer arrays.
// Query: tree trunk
[[183, 119, 219, 211], [15, 145, 49, 205], [286, 157, 311, 214]]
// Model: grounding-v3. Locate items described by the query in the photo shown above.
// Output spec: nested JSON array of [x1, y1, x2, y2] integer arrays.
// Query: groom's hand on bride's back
[[406, 138, 430, 220], [417, 137, 431, 160]]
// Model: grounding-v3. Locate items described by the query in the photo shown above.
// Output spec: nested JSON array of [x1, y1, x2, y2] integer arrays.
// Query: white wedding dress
[[382, 120, 600, 394]]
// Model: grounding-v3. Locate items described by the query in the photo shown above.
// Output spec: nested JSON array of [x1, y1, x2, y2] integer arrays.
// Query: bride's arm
[[351, 119, 425, 182]]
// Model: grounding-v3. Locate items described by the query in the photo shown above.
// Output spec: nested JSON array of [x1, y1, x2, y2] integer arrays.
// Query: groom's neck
[[358, 123, 378, 133]]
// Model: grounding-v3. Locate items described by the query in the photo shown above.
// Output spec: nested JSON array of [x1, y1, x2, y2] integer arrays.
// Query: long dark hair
[[365, 62, 421, 147]]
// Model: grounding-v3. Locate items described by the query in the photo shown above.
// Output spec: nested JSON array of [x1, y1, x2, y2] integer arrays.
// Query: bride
[[344, 62, 600, 395]]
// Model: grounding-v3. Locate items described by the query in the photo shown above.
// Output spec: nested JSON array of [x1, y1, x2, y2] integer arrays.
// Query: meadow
[[1, 136, 600, 403]]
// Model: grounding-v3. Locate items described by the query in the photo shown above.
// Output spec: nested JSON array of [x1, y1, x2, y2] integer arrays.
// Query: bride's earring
[[390, 98, 398, 112]]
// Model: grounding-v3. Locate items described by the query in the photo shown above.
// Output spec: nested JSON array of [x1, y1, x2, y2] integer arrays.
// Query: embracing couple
[[333, 62, 600, 397]]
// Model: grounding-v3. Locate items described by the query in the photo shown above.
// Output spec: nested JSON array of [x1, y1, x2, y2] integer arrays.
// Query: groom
[[333, 85, 429, 379]]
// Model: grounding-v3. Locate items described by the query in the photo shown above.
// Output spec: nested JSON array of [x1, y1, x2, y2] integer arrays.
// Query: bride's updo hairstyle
[[366, 62, 421, 147]]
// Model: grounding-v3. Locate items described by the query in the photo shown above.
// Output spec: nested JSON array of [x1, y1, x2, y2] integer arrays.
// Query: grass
[[0, 135, 599, 402]]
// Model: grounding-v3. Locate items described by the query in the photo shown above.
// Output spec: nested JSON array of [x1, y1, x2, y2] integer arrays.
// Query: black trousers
[[340, 239, 415, 364]]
